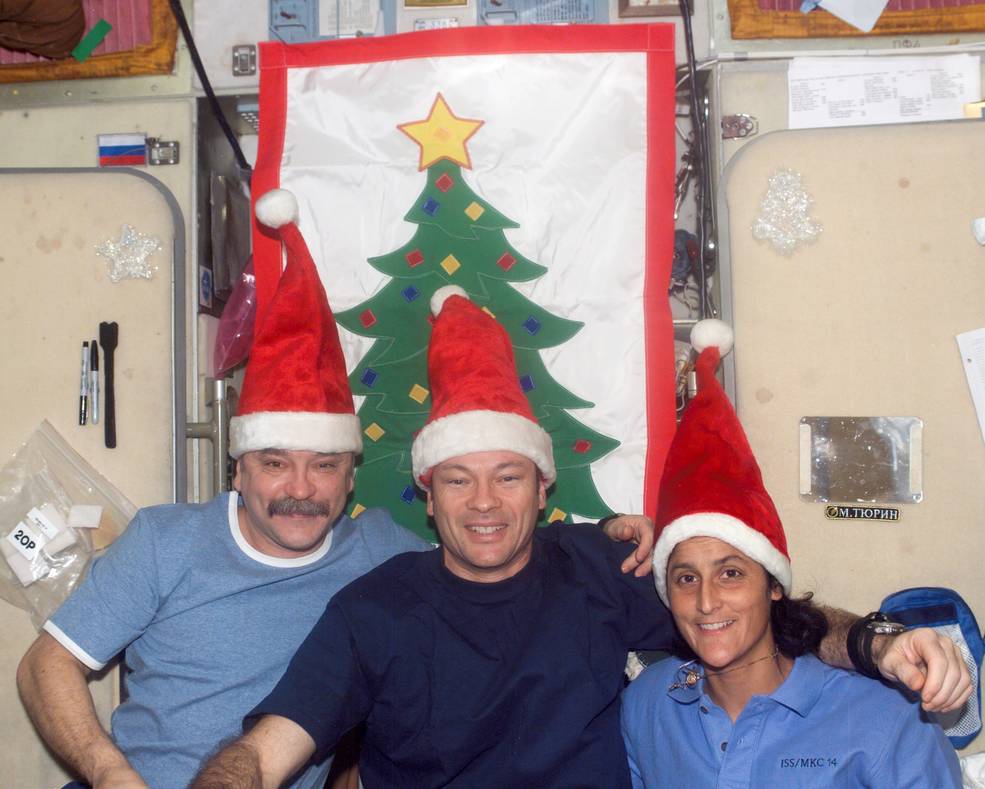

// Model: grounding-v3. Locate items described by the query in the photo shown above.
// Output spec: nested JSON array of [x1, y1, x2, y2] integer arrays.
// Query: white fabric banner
[[254, 26, 676, 534]]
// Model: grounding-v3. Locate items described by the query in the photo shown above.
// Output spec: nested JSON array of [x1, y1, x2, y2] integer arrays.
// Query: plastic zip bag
[[0, 421, 136, 628]]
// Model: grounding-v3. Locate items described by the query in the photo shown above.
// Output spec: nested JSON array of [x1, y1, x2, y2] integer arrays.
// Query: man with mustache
[[16, 191, 649, 789], [14, 190, 428, 789]]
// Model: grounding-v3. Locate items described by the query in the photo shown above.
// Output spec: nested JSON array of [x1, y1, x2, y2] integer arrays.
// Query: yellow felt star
[[398, 94, 484, 171]]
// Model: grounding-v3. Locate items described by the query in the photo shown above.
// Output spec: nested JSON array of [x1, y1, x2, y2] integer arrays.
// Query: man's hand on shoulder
[[92, 763, 149, 789], [874, 627, 972, 713], [601, 515, 655, 577]]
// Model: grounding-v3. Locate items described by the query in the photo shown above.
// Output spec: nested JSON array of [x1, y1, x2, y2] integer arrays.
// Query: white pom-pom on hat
[[431, 285, 468, 316], [690, 319, 734, 357], [255, 189, 299, 229]]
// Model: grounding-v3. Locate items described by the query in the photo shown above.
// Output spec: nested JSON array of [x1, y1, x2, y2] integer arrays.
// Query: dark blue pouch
[[881, 586, 984, 748]]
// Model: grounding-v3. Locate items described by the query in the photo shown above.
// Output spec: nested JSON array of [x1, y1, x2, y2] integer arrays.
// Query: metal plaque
[[799, 416, 923, 504]]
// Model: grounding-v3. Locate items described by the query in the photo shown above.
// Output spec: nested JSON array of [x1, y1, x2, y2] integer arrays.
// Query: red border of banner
[[253, 24, 676, 517]]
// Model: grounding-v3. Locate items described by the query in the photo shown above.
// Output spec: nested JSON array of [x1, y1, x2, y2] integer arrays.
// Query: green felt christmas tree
[[335, 94, 619, 540]]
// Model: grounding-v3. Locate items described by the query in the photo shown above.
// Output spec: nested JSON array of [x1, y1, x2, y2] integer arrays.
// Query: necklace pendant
[[668, 661, 703, 692]]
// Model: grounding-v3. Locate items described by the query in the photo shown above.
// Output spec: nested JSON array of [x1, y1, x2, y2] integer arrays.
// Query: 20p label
[[7, 521, 44, 561]]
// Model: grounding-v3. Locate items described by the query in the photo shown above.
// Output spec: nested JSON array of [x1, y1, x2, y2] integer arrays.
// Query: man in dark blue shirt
[[194, 292, 971, 788], [236, 470, 669, 788]]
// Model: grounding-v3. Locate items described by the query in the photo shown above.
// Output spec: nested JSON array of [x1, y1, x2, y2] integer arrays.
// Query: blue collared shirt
[[621, 652, 961, 788]]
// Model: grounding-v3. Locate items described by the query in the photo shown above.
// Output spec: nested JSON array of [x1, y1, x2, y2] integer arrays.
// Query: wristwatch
[[866, 612, 908, 636], [848, 611, 907, 679]]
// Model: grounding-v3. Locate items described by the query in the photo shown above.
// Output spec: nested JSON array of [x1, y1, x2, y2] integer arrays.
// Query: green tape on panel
[[72, 19, 113, 63]]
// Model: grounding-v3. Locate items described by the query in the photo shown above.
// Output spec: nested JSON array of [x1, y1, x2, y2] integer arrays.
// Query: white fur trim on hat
[[255, 189, 299, 229], [412, 409, 555, 486], [229, 411, 362, 458], [690, 319, 734, 357], [431, 285, 468, 316], [652, 512, 792, 606]]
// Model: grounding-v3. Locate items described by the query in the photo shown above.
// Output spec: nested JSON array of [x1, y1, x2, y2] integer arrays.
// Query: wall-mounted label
[[825, 505, 901, 522]]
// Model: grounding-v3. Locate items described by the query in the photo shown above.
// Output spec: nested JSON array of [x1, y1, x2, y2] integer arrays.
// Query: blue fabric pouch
[[880, 586, 984, 749]]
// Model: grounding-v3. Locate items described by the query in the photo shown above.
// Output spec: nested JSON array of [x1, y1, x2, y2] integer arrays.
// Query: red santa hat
[[229, 189, 361, 459], [411, 286, 555, 486], [652, 319, 791, 605]]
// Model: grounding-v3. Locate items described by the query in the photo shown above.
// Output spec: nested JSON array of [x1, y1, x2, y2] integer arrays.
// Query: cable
[[678, 0, 715, 319], [167, 0, 252, 179]]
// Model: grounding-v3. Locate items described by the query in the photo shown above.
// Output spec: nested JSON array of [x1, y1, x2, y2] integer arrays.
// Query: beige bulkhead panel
[[0, 162, 183, 784], [723, 121, 985, 751]]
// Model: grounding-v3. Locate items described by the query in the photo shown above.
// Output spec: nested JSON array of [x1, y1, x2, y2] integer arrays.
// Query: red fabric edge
[[254, 25, 678, 514], [641, 40, 677, 520]]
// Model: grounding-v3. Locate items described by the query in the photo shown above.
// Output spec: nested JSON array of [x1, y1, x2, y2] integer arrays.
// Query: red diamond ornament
[[360, 309, 377, 328], [406, 249, 425, 268], [435, 173, 454, 192], [496, 253, 516, 272], [573, 439, 592, 454]]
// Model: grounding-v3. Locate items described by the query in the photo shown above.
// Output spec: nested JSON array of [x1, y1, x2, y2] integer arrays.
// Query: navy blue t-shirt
[[250, 523, 674, 788]]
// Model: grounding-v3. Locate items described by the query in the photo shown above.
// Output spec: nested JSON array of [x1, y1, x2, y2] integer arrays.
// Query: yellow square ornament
[[548, 507, 567, 523], [440, 254, 461, 275]]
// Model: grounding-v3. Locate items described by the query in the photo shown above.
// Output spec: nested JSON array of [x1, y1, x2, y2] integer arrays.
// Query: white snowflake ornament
[[96, 224, 162, 282], [751, 169, 822, 256]]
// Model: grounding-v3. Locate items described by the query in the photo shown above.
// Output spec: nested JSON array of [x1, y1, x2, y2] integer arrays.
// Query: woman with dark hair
[[620, 323, 961, 788], [663, 571, 830, 669]]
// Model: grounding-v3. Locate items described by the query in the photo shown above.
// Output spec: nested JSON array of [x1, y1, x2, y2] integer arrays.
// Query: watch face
[[870, 622, 907, 635]]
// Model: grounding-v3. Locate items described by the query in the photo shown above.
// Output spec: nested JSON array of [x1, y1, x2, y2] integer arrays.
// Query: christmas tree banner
[[253, 25, 676, 541]]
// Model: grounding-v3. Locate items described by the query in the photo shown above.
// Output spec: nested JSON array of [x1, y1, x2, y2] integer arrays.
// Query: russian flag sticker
[[97, 133, 146, 167]]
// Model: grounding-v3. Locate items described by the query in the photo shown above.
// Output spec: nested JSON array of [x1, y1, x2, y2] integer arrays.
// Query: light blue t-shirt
[[46, 493, 431, 789], [620, 652, 962, 788]]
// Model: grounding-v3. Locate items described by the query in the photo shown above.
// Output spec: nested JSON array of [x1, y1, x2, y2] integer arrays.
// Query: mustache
[[267, 498, 332, 518]]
